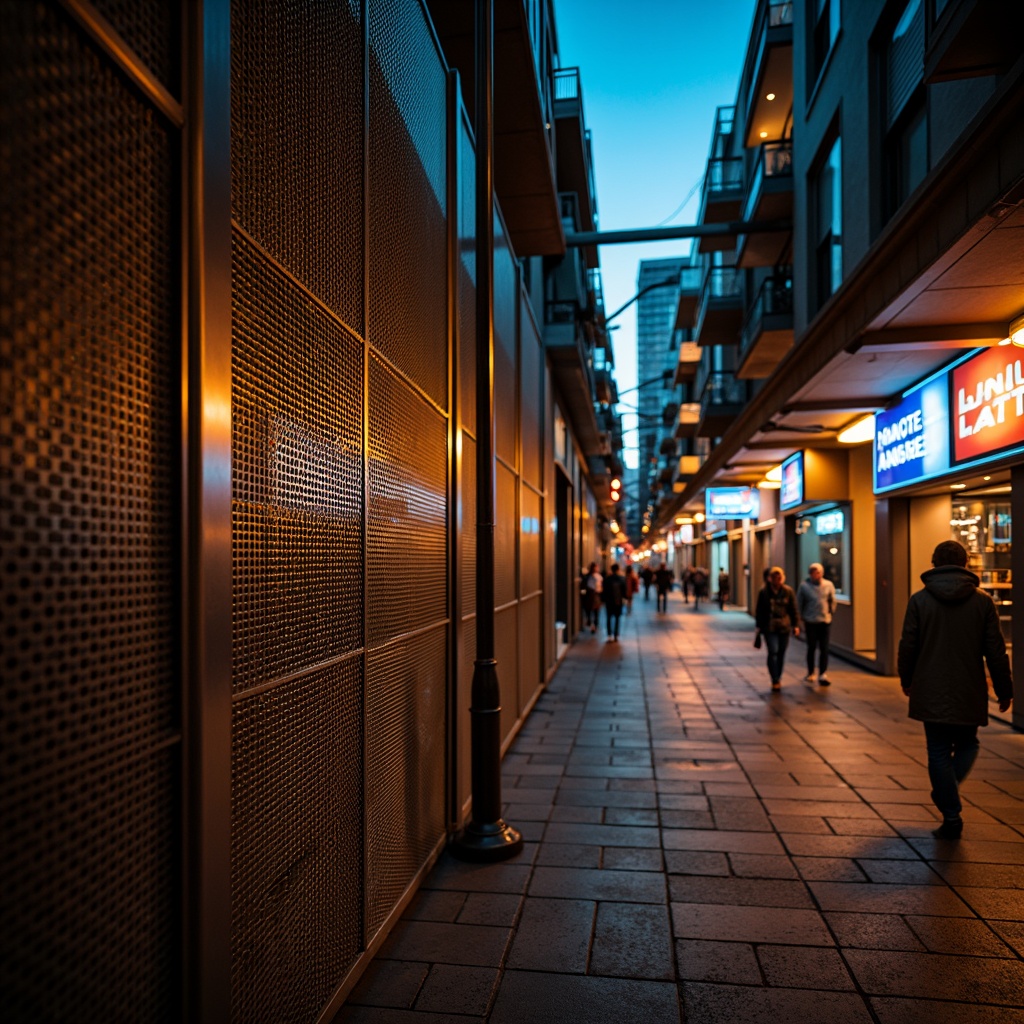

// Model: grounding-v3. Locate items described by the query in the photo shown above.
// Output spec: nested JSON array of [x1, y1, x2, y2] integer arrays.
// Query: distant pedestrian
[[898, 540, 1012, 840], [717, 569, 730, 611], [581, 562, 602, 634], [640, 565, 654, 601], [624, 564, 640, 614], [681, 566, 692, 604], [690, 567, 708, 610], [655, 563, 674, 613], [797, 562, 837, 685], [755, 566, 800, 692], [602, 563, 627, 641]]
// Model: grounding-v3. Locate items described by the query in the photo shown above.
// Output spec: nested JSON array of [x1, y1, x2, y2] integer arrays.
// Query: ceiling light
[[766, 92, 776, 101], [758, 479, 781, 490], [759, 131, 768, 138], [951, 483, 967, 490], [765, 464, 783, 482], [984, 476, 991, 481], [694, 512, 706, 523], [1010, 313, 1024, 347], [837, 414, 875, 444], [999, 337, 1012, 346]]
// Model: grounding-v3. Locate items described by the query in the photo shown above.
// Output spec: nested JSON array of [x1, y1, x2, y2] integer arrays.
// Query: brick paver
[[339, 593, 1024, 1023]]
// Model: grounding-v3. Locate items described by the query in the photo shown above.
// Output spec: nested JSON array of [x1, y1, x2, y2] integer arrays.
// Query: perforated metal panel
[[495, 605, 519, 745], [232, 236, 364, 693], [494, 216, 518, 467], [456, 614, 476, 814], [92, 0, 178, 93], [520, 295, 543, 489], [518, 594, 542, 716], [366, 627, 447, 937], [460, 433, 477, 618], [231, 658, 363, 1024], [520, 484, 541, 597], [495, 462, 517, 607], [368, 0, 448, 406], [457, 117, 477, 435], [231, 0, 364, 333], [367, 356, 447, 644], [1, 4, 179, 1018]]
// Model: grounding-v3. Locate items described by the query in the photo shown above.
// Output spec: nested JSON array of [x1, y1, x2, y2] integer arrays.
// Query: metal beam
[[565, 218, 792, 247]]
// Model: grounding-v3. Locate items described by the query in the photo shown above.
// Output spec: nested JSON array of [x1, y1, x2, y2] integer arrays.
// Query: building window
[[797, 506, 850, 598], [811, 0, 841, 87], [812, 135, 842, 310], [884, 0, 927, 217]]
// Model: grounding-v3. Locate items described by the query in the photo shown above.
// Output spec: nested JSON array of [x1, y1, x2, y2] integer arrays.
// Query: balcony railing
[[700, 266, 743, 306], [746, 273, 793, 324], [680, 266, 703, 292], [705, 157, 744, 195], [769, 0, 794, 27], [554, 66, 580, 102], [544, 299, 577, 325], [700, 371, 747, 411]]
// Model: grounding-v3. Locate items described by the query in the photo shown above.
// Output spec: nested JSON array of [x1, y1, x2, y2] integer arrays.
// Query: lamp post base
[[450, 819, 523, 862]]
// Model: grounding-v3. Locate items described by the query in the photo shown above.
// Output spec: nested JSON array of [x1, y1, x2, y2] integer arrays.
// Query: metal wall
[[2, 0, 574, 1019]]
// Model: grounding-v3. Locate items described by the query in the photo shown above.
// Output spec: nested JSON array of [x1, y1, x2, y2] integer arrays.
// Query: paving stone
[[401, 889, 467, 923], [782, 835, 917, 859], [826, 817, 897, 836], [683, 983, 873, 1024], [664, 850, 731, 876], [457, 892, 522, 927], [845, 948, 1024, 1003], [662, 829, 785, 855], [543, 822, 661, 847], [669, 875, 814, 909], [657, 793, 709, 811], [605, 806, 660, 826], [336, 1006, 482, 1023], [533, 841, 601, 868], [346, 959, 429, 1008], [530, 865, 666, 903], [870, 997, 1024, 1024], [603, 846, 664, 871], [489, 971, 681, 1024], [659, 809, 715, 829], [953, 886, 1024, 918], [728, 853, 800, 879], [506, 897, 593, 973], [424, 856, 531, 894], [768, 813, 833, 834], [556, 787, 658, 808], [671, 903, 833, 945], [991, 920, 1024, 956], [547, 804, 604, 823], [414, 965, 498, 1015], [675, 938, 761, 984], [822, 912, 925, 951], [904, 915, 1012, 956], [756, 945, 855, 990], [378, 921, 511, 967], [590, 902, 675, 980]]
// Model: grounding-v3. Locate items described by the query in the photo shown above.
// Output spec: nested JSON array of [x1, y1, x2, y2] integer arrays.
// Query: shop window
[[811, 134, 843, 311], [796, 505, 850, 598], [810, 0, 841, 91], [952, 497, 1012, 642]]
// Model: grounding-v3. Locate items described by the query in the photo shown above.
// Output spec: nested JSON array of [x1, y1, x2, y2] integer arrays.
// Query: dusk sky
[[555, 0, 757, 464]]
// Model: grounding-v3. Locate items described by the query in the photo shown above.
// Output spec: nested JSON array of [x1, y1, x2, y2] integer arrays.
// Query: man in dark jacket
[[654, 563, 674, 613], [898, 540, 1013, 840], [602, 563, 627, 642], [755, 566, 800, 692]]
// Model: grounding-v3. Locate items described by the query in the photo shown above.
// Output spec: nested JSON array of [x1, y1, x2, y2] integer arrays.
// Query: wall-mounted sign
[[815, 509, 845, 535], [779, 452, 804, 510], [706, 486, 760, 519], [874, 347, 1024, 494], [679, 524, 694, 544]]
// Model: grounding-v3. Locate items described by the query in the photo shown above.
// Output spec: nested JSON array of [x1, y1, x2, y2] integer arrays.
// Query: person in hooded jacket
[[898, 539, 1013, 840]]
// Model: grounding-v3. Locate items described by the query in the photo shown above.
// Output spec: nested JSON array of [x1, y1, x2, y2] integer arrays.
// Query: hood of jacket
[[920, 565, 980, 604]]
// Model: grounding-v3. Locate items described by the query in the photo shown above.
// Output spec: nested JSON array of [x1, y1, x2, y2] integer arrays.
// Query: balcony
[[673, 339, 702, 383], [425, 0, 564, 256], [697, 157, 744, 252], [694, 267, 743, 346], [743, 1, 794, 148], [554, 68, 599, 267], [674, 266, 704, 329], [674, 402, 701, 438], [737, 140, 793, 267], [925, 0, 1024, 82], [698, 372, 747, 437], [543, 299, 603, 457], [736, 274, 794, 379], [674, 455, 701, 490]]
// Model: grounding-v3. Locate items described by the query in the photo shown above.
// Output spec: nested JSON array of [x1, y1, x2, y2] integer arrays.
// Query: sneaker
[[804, 673, 816, 682], [931, 817, 963, 840], [818, 675, 830, 686], [771, 680, 781, 692]]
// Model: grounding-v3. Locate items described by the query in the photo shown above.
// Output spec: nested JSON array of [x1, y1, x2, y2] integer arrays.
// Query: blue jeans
[[765, 631, 789, 683], [923, 722, 979, 820], [606, 606, 622, 639]]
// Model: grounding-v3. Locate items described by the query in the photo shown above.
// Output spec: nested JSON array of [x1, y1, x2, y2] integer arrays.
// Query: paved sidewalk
[[340, 592, 1024, 1023]]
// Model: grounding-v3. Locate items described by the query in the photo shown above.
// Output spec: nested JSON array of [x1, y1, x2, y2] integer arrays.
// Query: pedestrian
[[797, 562, 837, 685], [581, 562, 602, 635], [717, 569, 730, 611], [898, 540, 1012, 840], [754, 566, 800, 692], [681, 566, 692, 604], [624, 564, 640, 614], [640, 564, 654, 601], [655, 562, 674, 613], [690, 566, 708, 610], [602, 563, 627, 641]]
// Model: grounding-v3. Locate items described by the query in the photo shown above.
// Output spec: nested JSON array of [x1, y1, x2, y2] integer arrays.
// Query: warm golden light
[[610, 521, 619, 533], [837, 414, 875, 444], [765, 464, 783, 482], [759, 130, 768, 138], [611, 477, 621, 490], [694, 512, 705, 523], [641, 524, 649, 534], [951, 483, 967, 490], [1010, 313, 1024, 347], [766, 92, 776, 101], [758, 479, 781, 490]]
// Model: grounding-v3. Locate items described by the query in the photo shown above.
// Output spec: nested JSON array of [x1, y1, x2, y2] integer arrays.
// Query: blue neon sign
[[779, 452, 804, 510], [706, 486, 761, 519]]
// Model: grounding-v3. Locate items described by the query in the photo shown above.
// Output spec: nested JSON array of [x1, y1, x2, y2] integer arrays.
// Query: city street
[[342, 591, 1024, 1023]]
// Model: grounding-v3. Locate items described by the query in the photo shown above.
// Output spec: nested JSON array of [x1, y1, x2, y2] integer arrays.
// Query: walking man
[[602, 563, 627, 641], [898, 540, 1013, 840], [655, 563, 674, 613], [797, 562, 836, 685], [581, 562, 602, 635], [640, 565, 654, 602]]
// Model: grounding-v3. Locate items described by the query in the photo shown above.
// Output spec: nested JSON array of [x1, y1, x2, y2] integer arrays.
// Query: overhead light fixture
[[999, 337, 1012, 346], [984, 476, 991, 481], [766, 92, 776, 101], [951, 483, 967, 490], [693, 512, 706, 523], [642, 524, 649, 533], [758, 478, 781, 490], [759, 130, 768, 138], [765, 464, 783, 482], [837, 414, 875, 444], [1010, 313, 1024, 347]]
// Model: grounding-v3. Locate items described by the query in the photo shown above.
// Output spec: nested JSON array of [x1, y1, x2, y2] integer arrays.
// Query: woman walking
[[755, 566, 800, 692]]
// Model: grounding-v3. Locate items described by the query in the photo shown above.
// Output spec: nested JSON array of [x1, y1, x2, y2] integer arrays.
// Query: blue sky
[[554, 0, 757, 462]]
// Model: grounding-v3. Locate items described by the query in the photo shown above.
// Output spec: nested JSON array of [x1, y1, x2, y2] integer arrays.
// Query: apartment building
[[657, 0, 1024, 718], [1, 1, 624, 1020]]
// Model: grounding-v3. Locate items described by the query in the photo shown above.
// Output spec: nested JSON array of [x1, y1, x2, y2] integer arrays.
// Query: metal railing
[[705, 156, 744, 195], [769, 0, 794, 27], [680, 266, 703, 293], [700, 371, 748, 412], [742, 273, 793, 353], [553, 66, 580, 102], [700, 266, 743, 306]]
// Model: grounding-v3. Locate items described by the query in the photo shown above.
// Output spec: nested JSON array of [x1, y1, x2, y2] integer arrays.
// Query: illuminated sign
[[679, 524, 694, 543], [815, 509, 844, 535], [871, 345, 1024, 493], [706, 486, 761, 519], [952, 348, 1024, 463], [779, 452, 804, 510]]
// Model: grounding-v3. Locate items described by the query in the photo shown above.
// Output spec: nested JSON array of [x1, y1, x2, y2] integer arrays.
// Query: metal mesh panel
[[495, 462, 517, 607], [231, 658, 363, 1024], [231, 0, 364, 333], [91, 0, 177, 93], [518, 594, 542, 716], [1, 6, 178, 1018], [457, 117, 477, 435], [495, 605, 519, 745], [368, 0, 448, 406], [520, 484, 541, 597], [456, 615, 476, 816], [460, 433, 477, 618], [367, 356, 447, 644], [520, 294, 543, 489], [366, 627, 447, 938], [494, 216, 518, 467], [232, 236, 364, 692]]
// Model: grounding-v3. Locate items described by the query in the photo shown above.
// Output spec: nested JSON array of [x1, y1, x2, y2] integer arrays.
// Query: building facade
[[0, 1, 623, 1020]]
